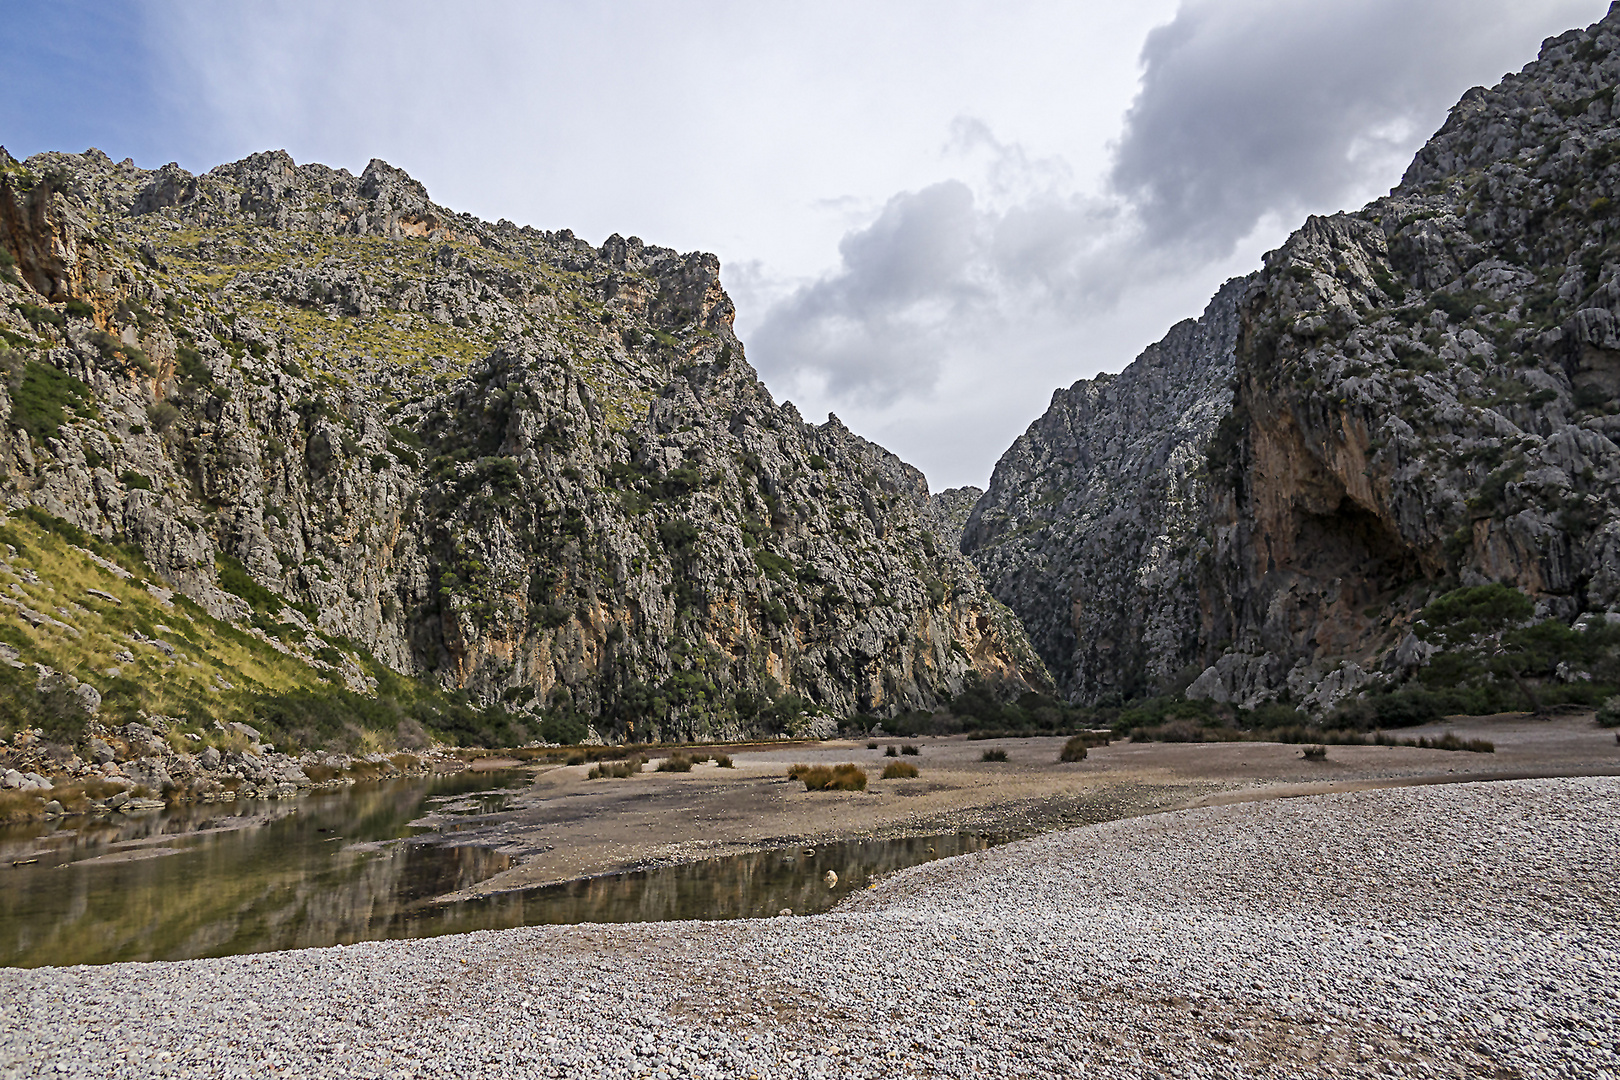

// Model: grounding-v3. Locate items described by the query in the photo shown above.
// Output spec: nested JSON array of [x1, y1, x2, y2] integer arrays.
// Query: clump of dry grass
[[389, 753, 420, 772], [1302, 744, 1328, 761], [304, 764, 341, 783], [715, 753, 734, 768], [883, 745, 898, 757], [901, 744, 920, 756], [1059, 735, 1089, 762], [789, 763, 867, 791], [209, 730, 254, 755], [0, 789, 46, 824], [980, 748, 1008, 762], [48, 778, 125, 812], [589, 755, 645, 779], [1410, 732, 1494, 753], [881, 761, 919, 779], [656, 752, 694, 773]]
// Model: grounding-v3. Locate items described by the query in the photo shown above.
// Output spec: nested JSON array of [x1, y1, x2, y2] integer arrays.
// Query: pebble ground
[[1, 776, 1614, 1079]]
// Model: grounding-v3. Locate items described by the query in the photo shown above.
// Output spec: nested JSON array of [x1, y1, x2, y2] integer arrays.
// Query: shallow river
[[0, 772, 999, 968]]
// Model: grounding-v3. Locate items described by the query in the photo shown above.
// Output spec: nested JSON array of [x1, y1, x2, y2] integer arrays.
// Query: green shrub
[[216, 552, 280, 611], [175, 345, 211, 387], [883, 744, 898, 757], [13, 303, 62, 329], [9, 359, 93, 442], [537, 709, 587, 746], [62, 298, 94, 320], [148, 400, 180, 431], [901, 744, 919, 756], [658, 519, 701, 553], [119, 471, 152, 490], [881, 761, 918, 779], [754, 549, 795, 578], [1597, 696, 1620, 727]]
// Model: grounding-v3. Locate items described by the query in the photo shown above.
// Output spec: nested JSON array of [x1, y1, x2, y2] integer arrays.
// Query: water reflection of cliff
[[0, 774, 518, 968], [1, 775, 1002, 968], [409, 834, 1001, 938]]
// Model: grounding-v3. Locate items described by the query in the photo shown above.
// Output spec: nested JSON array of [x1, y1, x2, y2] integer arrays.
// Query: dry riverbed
[[423, 712, 1620, 899]]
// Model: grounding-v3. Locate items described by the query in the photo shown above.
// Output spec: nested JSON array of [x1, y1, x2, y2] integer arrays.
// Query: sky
[[0, 0, 1608, 488]]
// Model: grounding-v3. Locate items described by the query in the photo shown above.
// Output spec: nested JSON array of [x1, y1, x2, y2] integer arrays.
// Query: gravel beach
[[2, 776, 1614, 1079]]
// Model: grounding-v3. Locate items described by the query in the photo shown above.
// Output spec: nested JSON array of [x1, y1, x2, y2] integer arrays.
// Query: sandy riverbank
[[421, 712, 1620, 898]]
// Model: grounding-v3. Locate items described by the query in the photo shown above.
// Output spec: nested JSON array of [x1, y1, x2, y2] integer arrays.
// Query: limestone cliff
[[963, 278, 1248, 702], [970, 7, 1620, 711], [0, 147, 1044, 744]]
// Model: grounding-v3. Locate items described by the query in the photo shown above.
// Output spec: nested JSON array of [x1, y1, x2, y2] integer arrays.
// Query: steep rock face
[[963, 278, 1248, 701], [971, 6, 1620, 710], [0, 147, 1044, 741], [1197, 8, 1620, 708]]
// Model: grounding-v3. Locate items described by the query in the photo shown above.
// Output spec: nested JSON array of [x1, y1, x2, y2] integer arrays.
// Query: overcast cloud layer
[[0, 0, 1607, 487], [752, 0, 1604, 485]]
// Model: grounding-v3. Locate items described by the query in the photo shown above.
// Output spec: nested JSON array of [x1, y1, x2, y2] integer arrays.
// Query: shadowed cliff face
[[970, 7, 1620, 711], [0, 147, 1045, 741], [962, 277, 1249, 703]]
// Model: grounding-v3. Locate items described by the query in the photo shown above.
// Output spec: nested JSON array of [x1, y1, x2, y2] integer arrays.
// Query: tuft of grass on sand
[[788, 763, 867, 791], [880, 761, 919, 780], [981, 748, 1008, 762], [589, 755, 646, 779]]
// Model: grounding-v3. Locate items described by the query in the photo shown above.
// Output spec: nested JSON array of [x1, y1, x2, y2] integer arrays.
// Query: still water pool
[[0, 773, 1000, 968]]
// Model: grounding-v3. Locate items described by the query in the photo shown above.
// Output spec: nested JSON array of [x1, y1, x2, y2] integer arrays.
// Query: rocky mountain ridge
[[0, 146, 1044, 749], [967, 6, 1620, 715]]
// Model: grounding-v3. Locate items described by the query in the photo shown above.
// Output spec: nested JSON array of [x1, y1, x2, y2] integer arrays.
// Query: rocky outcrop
[[1197, 9, 1620, 708], [0, 148, 1044, 745], [963, 277, 1249, 701], [0, 717, 458, 821], [971, 6, 1620, 710]]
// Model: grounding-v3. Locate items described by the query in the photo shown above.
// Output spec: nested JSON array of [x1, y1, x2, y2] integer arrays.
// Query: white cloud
[[130, 0, 1609, 488]]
